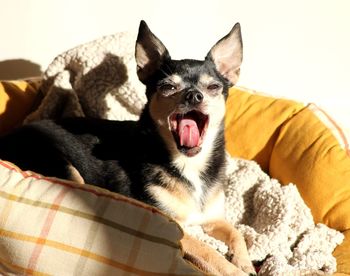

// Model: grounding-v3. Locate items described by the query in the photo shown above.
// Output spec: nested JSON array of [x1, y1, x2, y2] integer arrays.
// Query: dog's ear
[[206, 23, 243, 85], [135, 20, 170, 84]]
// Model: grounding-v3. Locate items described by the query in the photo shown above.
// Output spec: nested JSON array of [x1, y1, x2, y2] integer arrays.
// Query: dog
[[0, 21, 255, 275]]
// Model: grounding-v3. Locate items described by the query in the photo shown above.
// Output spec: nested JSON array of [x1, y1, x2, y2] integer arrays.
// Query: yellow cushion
[[0, 79, 42, 134], [225, 87, 305, 172], [334, 230, 350, 275], [225, 86, 350, 274]]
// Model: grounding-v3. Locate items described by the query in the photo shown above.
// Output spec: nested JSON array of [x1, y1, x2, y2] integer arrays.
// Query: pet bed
[[0, 32, 349, 275]]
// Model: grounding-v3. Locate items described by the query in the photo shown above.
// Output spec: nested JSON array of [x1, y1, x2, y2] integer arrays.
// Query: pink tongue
[[178, 118, 200, 148]]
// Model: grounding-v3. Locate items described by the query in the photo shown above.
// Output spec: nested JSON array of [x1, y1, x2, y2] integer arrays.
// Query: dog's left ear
[[206, 23, 243, 85], [135, 20, 170, 84]]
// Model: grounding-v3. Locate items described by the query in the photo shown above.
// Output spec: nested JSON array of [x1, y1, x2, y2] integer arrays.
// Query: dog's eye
[[158, 83, 178, 95], [207, 83, 221, 91], [161, 84, 176, 91]]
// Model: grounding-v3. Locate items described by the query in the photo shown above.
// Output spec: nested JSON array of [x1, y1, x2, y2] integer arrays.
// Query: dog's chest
[[180, 162, 205, 203], [147, 156, 226, 226]]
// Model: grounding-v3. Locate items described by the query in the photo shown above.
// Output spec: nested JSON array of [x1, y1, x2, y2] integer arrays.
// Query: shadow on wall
[[0, 59, 42, 80]]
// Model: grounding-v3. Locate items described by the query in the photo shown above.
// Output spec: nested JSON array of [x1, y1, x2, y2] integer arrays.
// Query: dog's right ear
[[135, 20, 170, 84]]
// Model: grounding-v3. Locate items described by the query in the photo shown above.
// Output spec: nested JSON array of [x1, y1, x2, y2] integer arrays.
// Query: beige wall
[[1, 0, 349, 128]]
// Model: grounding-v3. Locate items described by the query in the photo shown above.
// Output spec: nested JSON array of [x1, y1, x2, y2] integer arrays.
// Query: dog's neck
[[173, 122, 227, 201]]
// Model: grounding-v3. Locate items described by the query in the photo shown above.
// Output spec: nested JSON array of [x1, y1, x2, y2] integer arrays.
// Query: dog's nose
[[185, 90, 203, 105]]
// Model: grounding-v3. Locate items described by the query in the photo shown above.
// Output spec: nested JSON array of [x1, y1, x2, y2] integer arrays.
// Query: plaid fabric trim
[[0, 161, 201, 275]]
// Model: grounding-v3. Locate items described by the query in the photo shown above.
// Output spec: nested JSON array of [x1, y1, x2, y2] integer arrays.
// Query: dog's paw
[[231, 257, 256, 275]]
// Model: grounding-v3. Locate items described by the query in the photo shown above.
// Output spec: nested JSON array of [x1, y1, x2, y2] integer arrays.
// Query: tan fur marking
[[67, 165, 84, 184], [146, 167, 225, 225], [182, 233, 246, 276], [168, 74, 184, 86], [146, 172, 196, 223], [198, 73, 215, 86], [149, 89, 181, 156], [202, 220, 256, 274]]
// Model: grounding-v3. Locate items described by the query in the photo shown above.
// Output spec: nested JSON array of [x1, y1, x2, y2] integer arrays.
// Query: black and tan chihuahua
[[0, 21, 255, 275]]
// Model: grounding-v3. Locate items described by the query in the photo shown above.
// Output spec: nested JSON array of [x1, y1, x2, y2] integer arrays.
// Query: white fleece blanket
[[26, 32, 344, 275], [184, 157, 344, 275], [25, 31, 146, 123]]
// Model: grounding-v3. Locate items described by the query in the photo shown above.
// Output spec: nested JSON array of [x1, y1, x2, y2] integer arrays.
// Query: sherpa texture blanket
[[184, 157, 344, 275], [25, 31, 146, 123], [25, 32, 344, 275]]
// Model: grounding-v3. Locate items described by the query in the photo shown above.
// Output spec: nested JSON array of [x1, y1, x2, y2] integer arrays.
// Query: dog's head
[[135, 21, 243, 157]]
